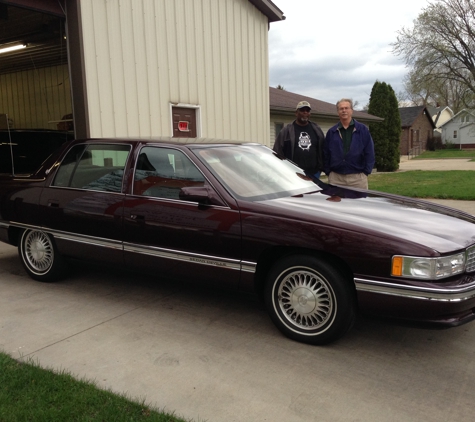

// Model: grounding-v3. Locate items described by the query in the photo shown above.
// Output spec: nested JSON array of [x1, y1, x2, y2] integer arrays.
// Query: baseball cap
[[296, 101, 311, 110]]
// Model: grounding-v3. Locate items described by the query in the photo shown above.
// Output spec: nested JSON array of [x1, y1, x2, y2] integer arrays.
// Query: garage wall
[[78, 0, 270, 142], [0, 64, 71, 129]]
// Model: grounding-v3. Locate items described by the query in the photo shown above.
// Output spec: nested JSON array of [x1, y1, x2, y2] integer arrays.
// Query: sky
[[268, 0, 431, 109]]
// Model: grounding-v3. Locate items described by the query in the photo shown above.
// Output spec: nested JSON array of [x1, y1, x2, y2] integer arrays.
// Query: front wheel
[[18, 230, 67, 282], [265, 255, 355, 345]]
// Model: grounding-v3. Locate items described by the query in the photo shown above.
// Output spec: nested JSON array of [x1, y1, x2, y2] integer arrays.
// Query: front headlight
[[392, 253, 465, 280]]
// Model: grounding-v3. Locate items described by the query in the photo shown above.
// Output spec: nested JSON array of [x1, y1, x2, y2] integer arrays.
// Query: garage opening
[[0, 1, 71, 130], [0, 0, 73, 174]]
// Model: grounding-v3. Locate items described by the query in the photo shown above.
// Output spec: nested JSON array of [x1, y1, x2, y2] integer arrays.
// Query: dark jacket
[[324, 119, 375, 176], [273, 120, 325, 172]]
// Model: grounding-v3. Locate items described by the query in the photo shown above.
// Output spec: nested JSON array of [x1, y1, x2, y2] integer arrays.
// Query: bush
[[443, 140, 457, 149], [426, 136, 443, 151]]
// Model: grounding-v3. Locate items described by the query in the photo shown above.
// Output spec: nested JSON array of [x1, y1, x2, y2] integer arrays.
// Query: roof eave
[[248, 0, 285, 22], [270, 107, 384, 122]]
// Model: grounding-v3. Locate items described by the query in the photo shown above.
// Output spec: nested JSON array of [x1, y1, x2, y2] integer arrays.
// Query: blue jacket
[[323, 119, 375, 176]]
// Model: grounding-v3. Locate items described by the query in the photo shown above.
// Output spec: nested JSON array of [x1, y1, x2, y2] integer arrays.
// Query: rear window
[[52, 144, 131, 192]]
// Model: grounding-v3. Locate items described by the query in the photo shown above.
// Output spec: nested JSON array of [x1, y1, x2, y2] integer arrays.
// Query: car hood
[[262, 185, 475, 254]]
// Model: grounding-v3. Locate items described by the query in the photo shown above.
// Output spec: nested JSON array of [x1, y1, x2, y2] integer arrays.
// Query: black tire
[[265, 255, 355, 345], [18, 229, 67, 282]]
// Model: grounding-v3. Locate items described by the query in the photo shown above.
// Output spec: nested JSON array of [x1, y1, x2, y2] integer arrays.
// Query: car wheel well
[[254, 247, 355, 300], [8, 226, 22, 247]]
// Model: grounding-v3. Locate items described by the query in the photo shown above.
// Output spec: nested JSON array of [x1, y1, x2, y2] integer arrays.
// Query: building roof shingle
[[399, 106, 435, 128], [269, 87, 382, 122]]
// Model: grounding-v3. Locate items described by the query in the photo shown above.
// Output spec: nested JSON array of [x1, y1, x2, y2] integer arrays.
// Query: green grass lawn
[[0, 352, 189, 422], [412, 150, 475, 160], [368, 150, 475, 199], [369, 170, 475, 200]]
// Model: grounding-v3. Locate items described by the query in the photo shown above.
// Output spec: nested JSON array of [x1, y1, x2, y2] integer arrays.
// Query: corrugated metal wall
[[79, 0, 270, 143], [0, 64, 71, 129]]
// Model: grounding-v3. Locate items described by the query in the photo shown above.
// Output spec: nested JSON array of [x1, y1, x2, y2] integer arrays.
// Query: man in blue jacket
[[324, 98, 375, 189]]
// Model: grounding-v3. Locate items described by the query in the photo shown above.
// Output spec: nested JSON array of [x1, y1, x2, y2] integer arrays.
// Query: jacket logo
[[298, 132, 311, 151]]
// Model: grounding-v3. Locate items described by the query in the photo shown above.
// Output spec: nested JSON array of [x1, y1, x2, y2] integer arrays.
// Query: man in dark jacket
[[324, 98, 375, 189], [273, 101, 325, 178]]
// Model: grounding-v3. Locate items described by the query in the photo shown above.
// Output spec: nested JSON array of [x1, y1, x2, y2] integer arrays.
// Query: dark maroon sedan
[[1, 137, 475, 345]]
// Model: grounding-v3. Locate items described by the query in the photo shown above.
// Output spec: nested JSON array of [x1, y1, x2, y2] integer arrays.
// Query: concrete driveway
[[1, 240, 475, 422], [399, 156, 475, 171]]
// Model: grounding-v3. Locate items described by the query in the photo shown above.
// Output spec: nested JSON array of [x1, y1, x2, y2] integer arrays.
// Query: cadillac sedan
[[1, 137, 475, 345]]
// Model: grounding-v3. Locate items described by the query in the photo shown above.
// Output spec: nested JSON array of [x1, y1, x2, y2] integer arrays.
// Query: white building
[[440, 109, 475, 149]]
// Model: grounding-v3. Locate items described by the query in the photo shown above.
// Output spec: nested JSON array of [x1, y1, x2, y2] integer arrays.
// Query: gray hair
[[336, 98, 353, 111]]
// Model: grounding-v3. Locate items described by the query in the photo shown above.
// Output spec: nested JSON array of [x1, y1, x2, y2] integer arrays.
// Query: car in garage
[[0, 129, 73, 175], [1, 137, 475, 345]]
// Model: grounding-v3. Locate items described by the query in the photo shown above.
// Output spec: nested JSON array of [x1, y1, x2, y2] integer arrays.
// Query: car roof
[[78, 137, 260, 146]]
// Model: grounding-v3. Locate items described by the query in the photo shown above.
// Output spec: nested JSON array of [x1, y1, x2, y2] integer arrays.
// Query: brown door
[[172, 107, 197, 138]]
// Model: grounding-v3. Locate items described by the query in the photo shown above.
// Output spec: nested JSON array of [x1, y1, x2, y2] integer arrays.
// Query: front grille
[[467, 245, 475, 273]]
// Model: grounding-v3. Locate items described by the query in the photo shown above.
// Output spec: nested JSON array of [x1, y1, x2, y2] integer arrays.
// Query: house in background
[[269, 87, 382, 147], [426, 105, 454, 136], [398, 106, 436, 156], [440, 109, 475, 149]]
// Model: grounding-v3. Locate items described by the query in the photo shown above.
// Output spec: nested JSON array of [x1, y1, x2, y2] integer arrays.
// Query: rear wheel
[[265, 255, 355, 345], [18, 230, 67, 282]]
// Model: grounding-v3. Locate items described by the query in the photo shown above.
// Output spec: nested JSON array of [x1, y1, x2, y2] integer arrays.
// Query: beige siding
[[79, 0, 270, 141], [436, 109, 454, 128], [0, 65, 71, 129]]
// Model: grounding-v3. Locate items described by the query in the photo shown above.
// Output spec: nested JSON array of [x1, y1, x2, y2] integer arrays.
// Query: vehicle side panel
[[38, 188, 125, 264], [122, 195, 242, 289]]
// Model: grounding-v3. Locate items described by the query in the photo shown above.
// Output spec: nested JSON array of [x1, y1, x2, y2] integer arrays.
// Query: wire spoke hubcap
[[24, 231, 54, 273], [277, 269, 334, 330]]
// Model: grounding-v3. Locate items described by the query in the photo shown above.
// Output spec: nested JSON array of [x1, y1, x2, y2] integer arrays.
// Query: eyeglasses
[[298, 108, 311, 113]]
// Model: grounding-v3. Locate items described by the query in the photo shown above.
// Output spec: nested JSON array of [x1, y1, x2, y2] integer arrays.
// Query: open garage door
[[0, 0, 72, 131], [0, 0, 64, 16]]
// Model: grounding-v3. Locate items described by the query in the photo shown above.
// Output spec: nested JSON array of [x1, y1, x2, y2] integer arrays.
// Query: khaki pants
[[328, 172, 368, 189]]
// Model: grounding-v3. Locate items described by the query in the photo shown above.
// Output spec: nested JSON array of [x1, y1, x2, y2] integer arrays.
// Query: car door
[[38, 142, 131, 264], [122, 146, 242, 289]]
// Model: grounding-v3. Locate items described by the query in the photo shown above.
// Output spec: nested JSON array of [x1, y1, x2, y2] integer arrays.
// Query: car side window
[[134, 147, 205, 200], [52, 144, 131, 192]]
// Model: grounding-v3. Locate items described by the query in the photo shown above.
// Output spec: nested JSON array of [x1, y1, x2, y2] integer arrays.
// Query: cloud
[[269, 0, 428, 107]]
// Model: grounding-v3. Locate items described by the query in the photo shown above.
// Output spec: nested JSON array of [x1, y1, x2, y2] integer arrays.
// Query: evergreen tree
[[386, 84, 402, 171], [367, 81, 401, 172]]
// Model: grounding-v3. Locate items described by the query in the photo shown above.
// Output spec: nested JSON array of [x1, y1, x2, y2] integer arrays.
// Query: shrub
[[443, 140, 457, 149], [426, 136, 443, 151]]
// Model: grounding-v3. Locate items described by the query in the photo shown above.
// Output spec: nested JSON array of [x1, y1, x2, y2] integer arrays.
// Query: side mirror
[[179, 186, 226, 206]]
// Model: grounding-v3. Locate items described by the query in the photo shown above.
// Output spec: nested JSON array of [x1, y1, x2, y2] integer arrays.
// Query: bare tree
[[402, 68, 469, 112], [276, 84, 285, 90], [392, 0, 475, 110]]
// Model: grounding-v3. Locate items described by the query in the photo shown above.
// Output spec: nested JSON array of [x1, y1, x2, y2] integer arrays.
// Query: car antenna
[[5, 113, 15, 177]]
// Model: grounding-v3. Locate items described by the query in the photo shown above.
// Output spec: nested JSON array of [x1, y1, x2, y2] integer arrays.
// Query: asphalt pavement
[[1, 158, 475, 422]]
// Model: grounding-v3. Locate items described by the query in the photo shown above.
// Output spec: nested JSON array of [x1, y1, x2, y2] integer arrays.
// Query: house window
[[454, 130, 458, 139], [275, 123, 284, 137]]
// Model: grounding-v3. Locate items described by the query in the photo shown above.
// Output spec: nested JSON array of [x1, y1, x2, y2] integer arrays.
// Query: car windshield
[[193, 144, 319, 200]]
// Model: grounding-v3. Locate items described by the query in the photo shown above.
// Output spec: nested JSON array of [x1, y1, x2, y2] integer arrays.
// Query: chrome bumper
[[355, 277, 475, 303]]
